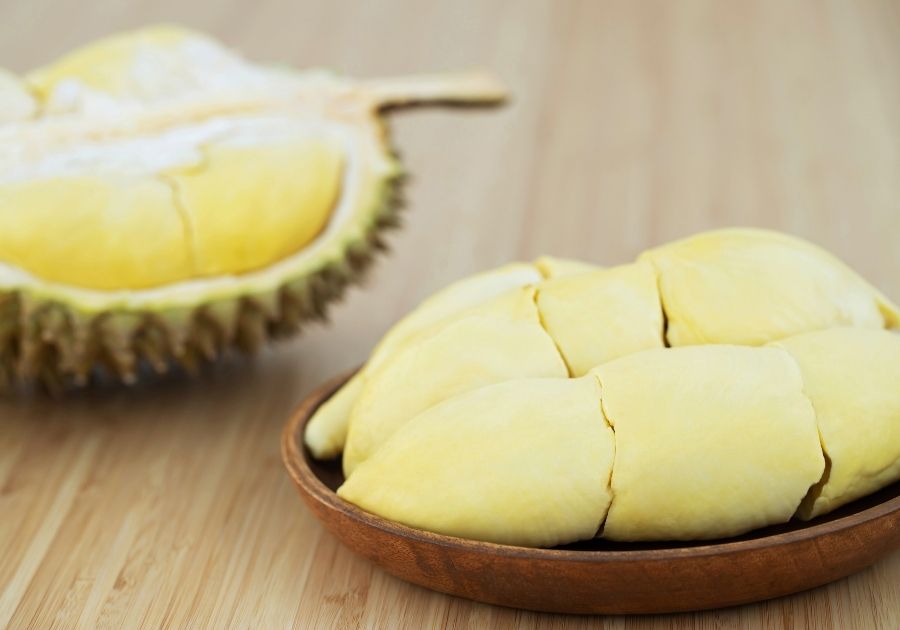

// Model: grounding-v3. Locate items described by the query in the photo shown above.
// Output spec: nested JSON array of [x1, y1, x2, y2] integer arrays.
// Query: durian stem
[[362, 71, 507, 109]]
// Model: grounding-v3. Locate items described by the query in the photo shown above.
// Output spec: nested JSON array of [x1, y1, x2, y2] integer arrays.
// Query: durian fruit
[[0, 26, 506, 390], [306, 228, 900, 546]]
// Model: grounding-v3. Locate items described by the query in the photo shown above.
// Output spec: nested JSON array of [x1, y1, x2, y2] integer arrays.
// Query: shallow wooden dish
[[282, 370, 900, 614]]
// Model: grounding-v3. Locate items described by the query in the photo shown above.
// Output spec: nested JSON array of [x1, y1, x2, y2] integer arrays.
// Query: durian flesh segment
[[640, 228, 888, 346], [342, 287, 568, 476], [594, 345, 824, 541], [366, 263, 543, 372], [304, 263, 543, 460], [0, 175, 192, 290], [337, 376, 614, 547], [303, 371, 365, 461], [772, 328, 900, 520], [536, 262, 664, 376], [168, 133, 344, 277]]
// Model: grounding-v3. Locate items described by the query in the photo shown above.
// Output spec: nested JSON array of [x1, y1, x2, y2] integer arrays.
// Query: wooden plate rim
[[282, 368, 900, 562]]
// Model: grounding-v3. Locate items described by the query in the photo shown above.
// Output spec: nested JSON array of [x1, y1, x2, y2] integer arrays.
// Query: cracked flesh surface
[[305, 229, 900, 546]]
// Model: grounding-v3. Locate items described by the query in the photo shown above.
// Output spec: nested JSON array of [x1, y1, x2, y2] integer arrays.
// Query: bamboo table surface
[[1, 0, 899, 628]]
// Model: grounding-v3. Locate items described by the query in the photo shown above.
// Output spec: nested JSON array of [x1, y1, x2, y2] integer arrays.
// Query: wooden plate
[[281, 370, 900, 614]]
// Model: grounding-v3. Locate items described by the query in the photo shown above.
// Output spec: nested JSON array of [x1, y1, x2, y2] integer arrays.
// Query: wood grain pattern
[[1, 0, 899, 627], [282, 371, 900, 615]]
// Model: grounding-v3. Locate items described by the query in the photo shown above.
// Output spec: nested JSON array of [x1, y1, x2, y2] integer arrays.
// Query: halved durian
[[0, 26, 506, 389]]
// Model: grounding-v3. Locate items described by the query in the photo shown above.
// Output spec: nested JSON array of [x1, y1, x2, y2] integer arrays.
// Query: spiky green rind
[[0, 169, 405, 393]]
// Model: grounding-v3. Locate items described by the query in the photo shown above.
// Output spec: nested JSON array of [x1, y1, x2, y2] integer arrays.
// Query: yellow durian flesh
[[365, 263, 543, 372], [0, 175, 192, 290], [640, 228, 890, 346], [0, 131, 345, 290], [168, 135, 343, 278], [338, 376, 614, 547], [26, 25, 202, 102], [773, 328, 900, 519], [302, 374, 366, 462], [342, 287, 568, 475], [594, 345, 824, 541], [304, 262, 542, 460], [536, 261, 663, 376], [0, 111, 344, 290], [24, 25, 308, 112]]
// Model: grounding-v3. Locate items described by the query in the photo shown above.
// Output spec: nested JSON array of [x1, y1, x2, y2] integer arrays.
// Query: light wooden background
[[1, 0, 899, 628]]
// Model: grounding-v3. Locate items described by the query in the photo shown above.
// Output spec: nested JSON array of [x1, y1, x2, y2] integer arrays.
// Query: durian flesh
[[306, 228, 900, 546], [0, 26, 506, 389], [339, 376, 614, 548]]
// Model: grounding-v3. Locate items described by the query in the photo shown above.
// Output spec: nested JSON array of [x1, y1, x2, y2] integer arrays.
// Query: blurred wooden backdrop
[[1, 0, 899, 628]]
